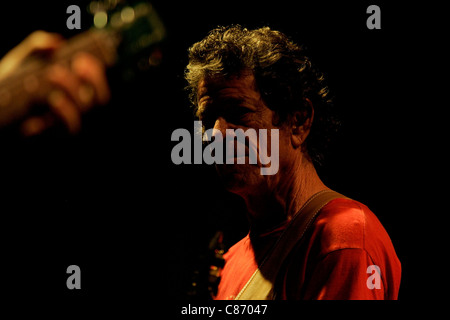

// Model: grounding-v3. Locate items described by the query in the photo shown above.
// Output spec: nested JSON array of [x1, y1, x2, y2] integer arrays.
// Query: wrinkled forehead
[[197, 73, 260, 104]]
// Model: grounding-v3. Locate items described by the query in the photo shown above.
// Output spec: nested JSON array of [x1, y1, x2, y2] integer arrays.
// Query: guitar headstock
[[0, 1, 166, 130], [88, 0, 166, 80]]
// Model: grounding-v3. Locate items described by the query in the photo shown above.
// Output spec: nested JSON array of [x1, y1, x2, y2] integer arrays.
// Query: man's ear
[[291, 98, 314, 148]]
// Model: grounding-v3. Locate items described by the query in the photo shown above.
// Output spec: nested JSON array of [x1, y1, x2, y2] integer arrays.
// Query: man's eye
[[227, 107, 251, 122], [198, 108, 215, 129], [200, 115, 215, 130]]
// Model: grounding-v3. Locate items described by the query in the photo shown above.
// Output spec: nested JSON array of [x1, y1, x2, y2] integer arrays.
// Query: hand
[[0, 30, 110, 136]]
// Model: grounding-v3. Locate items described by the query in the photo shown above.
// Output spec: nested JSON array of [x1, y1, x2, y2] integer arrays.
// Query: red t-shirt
[[215, 198, 401, 300]]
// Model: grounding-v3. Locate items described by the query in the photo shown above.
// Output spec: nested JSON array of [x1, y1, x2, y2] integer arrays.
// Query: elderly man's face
[[197, 74, 292, 196]]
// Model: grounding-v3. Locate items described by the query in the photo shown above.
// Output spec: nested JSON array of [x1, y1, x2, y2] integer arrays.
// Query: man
[[185, 25, 401, 299]]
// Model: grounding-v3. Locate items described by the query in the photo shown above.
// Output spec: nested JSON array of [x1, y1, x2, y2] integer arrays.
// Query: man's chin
[[216, 164, 259, 194]]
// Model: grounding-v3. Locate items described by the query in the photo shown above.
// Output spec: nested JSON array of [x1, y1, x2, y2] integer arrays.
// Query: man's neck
[[243, 158, 328, 235]]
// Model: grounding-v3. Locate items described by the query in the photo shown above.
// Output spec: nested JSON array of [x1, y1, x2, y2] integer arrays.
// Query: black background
[[0, 0, 443, 313]]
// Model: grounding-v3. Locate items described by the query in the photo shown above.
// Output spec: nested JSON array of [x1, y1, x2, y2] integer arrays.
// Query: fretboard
[[0, 29, 119, 129]]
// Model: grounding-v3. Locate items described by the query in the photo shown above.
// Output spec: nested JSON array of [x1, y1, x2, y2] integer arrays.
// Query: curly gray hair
[[185, 25, 339, 165]]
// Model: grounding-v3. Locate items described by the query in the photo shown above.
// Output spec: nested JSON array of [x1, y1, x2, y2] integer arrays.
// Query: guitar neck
[[0, 29, 119, 129]]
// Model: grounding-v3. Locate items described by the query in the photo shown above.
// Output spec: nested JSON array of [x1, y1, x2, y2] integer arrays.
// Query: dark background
[[0, 0, 442, 311]]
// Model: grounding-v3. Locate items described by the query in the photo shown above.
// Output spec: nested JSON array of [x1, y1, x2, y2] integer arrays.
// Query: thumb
[[0, 30, 64, 79]]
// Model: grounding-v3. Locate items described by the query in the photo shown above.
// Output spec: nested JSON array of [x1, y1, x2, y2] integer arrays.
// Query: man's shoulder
[[310, 197, 385, 255]]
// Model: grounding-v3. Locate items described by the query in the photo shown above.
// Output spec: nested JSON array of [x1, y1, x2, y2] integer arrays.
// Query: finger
[[0, 31, 64, 79], [20, 115, 55, 137], [47, 89, 81, 135], [71, 52, 110, 105], [24, 30, 64, 54], [46, 64, 93, 112]]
